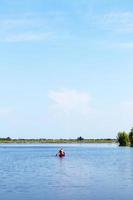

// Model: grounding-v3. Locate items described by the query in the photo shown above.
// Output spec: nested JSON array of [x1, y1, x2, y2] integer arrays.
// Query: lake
[[0, 144, 133, 200]]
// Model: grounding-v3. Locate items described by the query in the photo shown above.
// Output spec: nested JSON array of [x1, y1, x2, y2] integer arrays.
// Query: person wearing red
[[56, 149, 65, 157]]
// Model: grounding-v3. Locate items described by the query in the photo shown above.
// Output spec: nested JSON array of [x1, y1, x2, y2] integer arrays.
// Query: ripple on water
[[0, 144, 133, 200]]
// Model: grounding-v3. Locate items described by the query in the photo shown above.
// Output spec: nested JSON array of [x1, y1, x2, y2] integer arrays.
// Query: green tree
[[117, 132, 129, 146], [129, 128, 133, 147], [77, 136, 84, 141]]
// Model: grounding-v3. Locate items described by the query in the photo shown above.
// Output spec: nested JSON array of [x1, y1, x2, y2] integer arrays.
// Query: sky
[[0, 0, 133, 139]]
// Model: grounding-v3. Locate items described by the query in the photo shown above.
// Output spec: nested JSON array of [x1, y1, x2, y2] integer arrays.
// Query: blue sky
[[0, 0, 133, 139]]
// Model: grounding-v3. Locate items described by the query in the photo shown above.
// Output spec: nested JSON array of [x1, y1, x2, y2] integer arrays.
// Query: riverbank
[[0, 138, 116, 144]]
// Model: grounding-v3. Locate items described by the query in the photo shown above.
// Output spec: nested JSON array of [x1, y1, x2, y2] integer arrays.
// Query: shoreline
[[0, 139, 117, 144]]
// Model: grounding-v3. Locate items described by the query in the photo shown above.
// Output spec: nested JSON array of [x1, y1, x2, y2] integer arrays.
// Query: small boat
[[56, 149, 65, 157], [59, 152, 65, 157]]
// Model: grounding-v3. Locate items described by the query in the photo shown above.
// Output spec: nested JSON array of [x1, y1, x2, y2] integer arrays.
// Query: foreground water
[[0, 144, 133, 200]]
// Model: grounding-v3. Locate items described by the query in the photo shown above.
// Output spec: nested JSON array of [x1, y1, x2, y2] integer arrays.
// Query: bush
[[77, 136, 84, 141], [129, 128, 133, 147], [117, 132, 129, 146]]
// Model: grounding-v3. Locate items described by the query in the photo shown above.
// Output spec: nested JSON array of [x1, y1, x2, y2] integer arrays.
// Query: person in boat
[[56, 148, 65, 157]]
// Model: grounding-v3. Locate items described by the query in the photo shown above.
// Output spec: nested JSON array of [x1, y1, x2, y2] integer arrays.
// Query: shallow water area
[[0, 143, 133, 200]]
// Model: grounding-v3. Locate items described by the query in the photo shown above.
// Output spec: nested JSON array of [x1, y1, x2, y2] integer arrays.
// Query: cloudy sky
[[0, 0, 133, 139]]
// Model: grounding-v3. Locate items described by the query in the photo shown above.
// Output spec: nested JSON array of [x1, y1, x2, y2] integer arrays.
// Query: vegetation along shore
[[117, 127, 133, 147], [0, 137, 116, 144], [1, 128, 133, 147]]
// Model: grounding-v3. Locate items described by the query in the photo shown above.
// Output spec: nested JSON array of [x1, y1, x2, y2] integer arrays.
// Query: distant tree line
[[0, 136, 115, 144], [117, 128, 133, 147], [0, 137, 11, 141]]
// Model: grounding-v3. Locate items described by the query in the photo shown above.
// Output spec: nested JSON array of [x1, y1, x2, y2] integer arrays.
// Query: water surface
[[0, 144, 133, 200]]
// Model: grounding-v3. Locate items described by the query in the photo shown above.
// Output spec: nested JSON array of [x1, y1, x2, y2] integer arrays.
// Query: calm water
[[0, 144, 133, 200]]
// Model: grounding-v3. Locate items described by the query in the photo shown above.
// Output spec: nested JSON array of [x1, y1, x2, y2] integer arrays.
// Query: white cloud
[[0, 107, 14, 118], [110, 42, 133, 49], [1, 32, 53, 42], [120, 100, 133, 112], [93, 11, 133, 34], [0, 13, 59, 42], [48, 89, 91, 115]]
